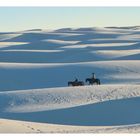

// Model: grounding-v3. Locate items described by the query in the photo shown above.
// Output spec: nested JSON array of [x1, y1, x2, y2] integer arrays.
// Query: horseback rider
[[74, 78, 78, 82], [91, 73, 96, 79]]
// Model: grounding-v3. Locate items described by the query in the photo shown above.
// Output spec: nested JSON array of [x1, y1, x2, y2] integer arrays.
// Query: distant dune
[[0, 27, 140, 133]]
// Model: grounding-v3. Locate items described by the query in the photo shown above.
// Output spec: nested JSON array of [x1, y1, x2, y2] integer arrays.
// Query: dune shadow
[[1, 97, 140, 126], [0, 64, 106, 91], [114, 53, 140, 60], [0, 42, 140, 63], [0, 31, 140, 63]]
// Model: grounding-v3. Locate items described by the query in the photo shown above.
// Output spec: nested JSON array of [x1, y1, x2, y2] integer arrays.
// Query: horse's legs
[[68, 83, 70, 86], [98, 80, 100, 85], [97, 80, 100, 85]]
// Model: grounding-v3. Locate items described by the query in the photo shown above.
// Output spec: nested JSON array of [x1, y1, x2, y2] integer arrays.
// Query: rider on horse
[[75, 78, 78, 82], [85, 73, 100, 85], [91, 73, 96, 80]]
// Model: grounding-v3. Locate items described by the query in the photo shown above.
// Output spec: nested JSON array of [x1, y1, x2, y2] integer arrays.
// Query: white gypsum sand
[[0, 27, 140, 133]]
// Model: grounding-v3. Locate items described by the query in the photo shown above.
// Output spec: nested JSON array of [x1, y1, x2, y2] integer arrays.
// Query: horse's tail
[[98, 79, 101, 85]]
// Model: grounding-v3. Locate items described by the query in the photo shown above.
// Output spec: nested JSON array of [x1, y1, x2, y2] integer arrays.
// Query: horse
[[85, 78, 100, 85], [68, 81, 84, 86]]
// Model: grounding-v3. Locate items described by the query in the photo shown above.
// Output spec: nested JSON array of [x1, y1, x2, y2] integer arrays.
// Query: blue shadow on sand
[[1, 97, 140, 126]]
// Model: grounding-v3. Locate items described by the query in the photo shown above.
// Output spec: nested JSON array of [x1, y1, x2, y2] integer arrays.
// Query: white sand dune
[[62, 42, 137, 49], [1, 49, 64, 53], [118, 34, 140, 40], [43, 39, 80, 44], [0, 27, 140, 133], [0, 42, 29, 49], [0, 85, 140, 113], [0, 85, 140, 128], [0, 60, 140, 91], [1, 118, 140, 133], [94, 49, 140, 59], [0, 33, 22, 41]]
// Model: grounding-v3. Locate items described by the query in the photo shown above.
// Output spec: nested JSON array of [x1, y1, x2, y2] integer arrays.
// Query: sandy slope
[[0, 27, 140, 133], [0, 85, 140, 113], [1, 119, 140, 133], [0, 60, 140, 91], [0, 85, 140, 127]]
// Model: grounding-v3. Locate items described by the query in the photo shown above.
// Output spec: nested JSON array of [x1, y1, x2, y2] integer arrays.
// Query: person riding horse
[[91, 73, 96, 80], [75, 78, 78, 83], [85, 73, 100, 85], [68, 78, 84, 86]]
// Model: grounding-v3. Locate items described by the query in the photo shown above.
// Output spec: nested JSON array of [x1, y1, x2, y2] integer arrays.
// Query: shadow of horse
[[85, 78, 101, 85], [68, 81, 84, 86]]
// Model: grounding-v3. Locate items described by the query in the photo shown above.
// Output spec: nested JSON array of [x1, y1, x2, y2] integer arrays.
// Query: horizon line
[[1, 25, 140, 33]]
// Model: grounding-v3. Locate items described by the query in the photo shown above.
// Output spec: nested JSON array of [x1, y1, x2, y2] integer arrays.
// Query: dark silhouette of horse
[[68, 81, 84, 86], [85, 78, 100, 85]]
